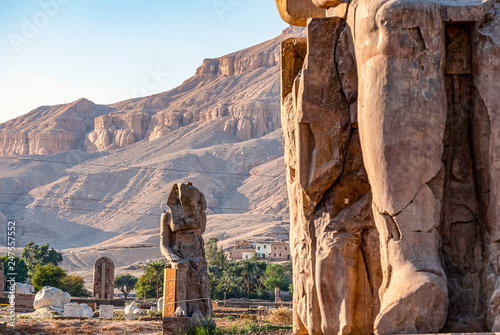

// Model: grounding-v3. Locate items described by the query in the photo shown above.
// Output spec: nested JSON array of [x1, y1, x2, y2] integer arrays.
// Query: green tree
[[114, 274, 137, 299], [141, 260, 166, 300], [263, 263, 288, 292], [31, 264, 67, 292], [239, 259, 258, 296], [206, 238, 231, 300], [135, 272, 163, 299], [60, 275, 90, 297], [205, 238, 219, 263], [206, 238, 227, 270], [21, 241, 63, 275], [216, 262, 244, 299], [0, 255, 28, 289], [253, 260, 268, 298]]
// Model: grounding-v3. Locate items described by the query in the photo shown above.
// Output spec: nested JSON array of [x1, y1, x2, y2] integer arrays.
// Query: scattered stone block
[[157, 297, 163, 313], [124, 301, 138, 320], [99, 304, 114, 319], [14, 283, 34, 295], [63, 302, 94, 318], [33, 287, 70, 310]]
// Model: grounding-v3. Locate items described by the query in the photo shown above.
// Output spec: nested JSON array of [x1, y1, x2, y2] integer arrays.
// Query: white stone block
[[124, 301, 138, 320], [63, 302, 94, 318], [157, 297, 164, 313], [14, 283, 34, 294], [33, 286, 71, 310], [99, 304, 114, 319]]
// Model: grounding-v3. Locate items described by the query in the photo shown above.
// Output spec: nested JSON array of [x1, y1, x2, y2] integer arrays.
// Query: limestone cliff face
[[85, 111, 150, 151], [0, 98, 110, 156], [0, 27, 304, 156]]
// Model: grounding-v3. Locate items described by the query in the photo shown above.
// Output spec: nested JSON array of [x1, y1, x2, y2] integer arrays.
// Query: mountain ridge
[[0, 26, 303, 157], [0, 27, 303, 275]]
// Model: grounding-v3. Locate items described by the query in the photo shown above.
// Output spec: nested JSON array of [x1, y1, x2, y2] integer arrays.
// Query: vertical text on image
[[7, 221, 16, 327]]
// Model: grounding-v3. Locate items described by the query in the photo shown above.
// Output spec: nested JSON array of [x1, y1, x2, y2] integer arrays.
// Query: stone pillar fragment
[[100, 263, 106, 301], [92, 257, 114, 300]]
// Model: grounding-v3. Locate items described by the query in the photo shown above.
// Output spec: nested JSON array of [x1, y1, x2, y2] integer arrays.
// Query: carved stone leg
[[316, 232, 359, 335], [352, 0, 448, 332], [474, 6, 500, 332], [173, 263, 187, 317]]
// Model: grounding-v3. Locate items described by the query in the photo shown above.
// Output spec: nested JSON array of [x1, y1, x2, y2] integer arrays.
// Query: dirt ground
[[0, 307, 293, 334], [4, 318, 162, 335], [3, 318, 294, 335]]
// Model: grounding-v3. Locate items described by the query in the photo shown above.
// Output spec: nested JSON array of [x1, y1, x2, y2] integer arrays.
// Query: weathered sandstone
[[277, 0, 500, 333], [281, 17, 381, 335], [160, 183, 211, 322], [92, 257, 114, 300]]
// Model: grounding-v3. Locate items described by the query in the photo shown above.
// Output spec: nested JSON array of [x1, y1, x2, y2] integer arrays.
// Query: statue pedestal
[[162, 268, 177, 317], [162, 316, 193, 335]]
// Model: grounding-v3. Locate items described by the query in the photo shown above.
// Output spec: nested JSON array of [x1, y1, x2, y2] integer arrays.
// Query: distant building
[[255, 241, 273, 259], [230, 241, 256, 260], [270, 241, 290, 261]]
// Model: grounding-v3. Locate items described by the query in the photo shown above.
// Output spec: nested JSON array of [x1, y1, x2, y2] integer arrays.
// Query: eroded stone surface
[[281, 17, 381, 335], [276, 0, 500, 333], [63, 302, 94, 318], [92, 256, 114, 300], [275, 0, 326, 26], [99, 304, 114, 319], [15, 283, 34, 295], [33, 286, 70, 310]]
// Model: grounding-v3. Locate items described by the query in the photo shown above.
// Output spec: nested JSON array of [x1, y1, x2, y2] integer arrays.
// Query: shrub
[[60, 275, 90, 297], [268, 307, 293, 325], [31, 264, 66, 292], [184, 318, 223, 335]]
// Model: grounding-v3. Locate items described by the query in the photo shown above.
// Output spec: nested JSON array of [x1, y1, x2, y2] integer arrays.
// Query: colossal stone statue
[[281, 16, 382, 335], [160, 182, 211, 323], [277, 0, 500, 333]]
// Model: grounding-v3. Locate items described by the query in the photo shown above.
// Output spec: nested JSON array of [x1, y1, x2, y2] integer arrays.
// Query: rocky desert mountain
[[0, 27, 303, 278]]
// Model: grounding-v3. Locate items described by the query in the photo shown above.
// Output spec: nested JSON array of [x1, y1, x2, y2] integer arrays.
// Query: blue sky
[[0, 0, 288, 123]]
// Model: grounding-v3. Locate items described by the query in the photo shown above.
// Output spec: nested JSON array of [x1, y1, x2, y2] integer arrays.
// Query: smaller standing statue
[[160, 182, 211, 323], [92, 257, 114, 300]]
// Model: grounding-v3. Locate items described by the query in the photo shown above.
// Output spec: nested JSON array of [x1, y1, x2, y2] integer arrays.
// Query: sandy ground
[[5, 319, 162, 335], [0, 306, 293, 334]]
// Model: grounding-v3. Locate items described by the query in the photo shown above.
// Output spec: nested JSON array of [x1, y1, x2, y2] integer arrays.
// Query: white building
[[255, 241, 273, 259]]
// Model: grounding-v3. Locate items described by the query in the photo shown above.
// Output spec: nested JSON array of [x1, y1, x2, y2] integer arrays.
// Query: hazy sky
[[0, 0, 288, 124]]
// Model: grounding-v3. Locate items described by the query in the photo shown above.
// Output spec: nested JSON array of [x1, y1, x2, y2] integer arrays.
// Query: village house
[[255, 241, 273, 259], [230, 240, 255, 260], [229, 239, 291, 261], [270, 241, 290, 261]]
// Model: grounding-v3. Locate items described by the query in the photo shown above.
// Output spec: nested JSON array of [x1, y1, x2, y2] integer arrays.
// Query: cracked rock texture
[[277, 0, 500, 333], [281, 17, 382, 335]]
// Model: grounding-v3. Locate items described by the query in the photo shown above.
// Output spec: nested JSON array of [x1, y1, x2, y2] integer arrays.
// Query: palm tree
[[218, 263, 244, 299], [142, 260, 167, 300], [239, 260, 258, 296]]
